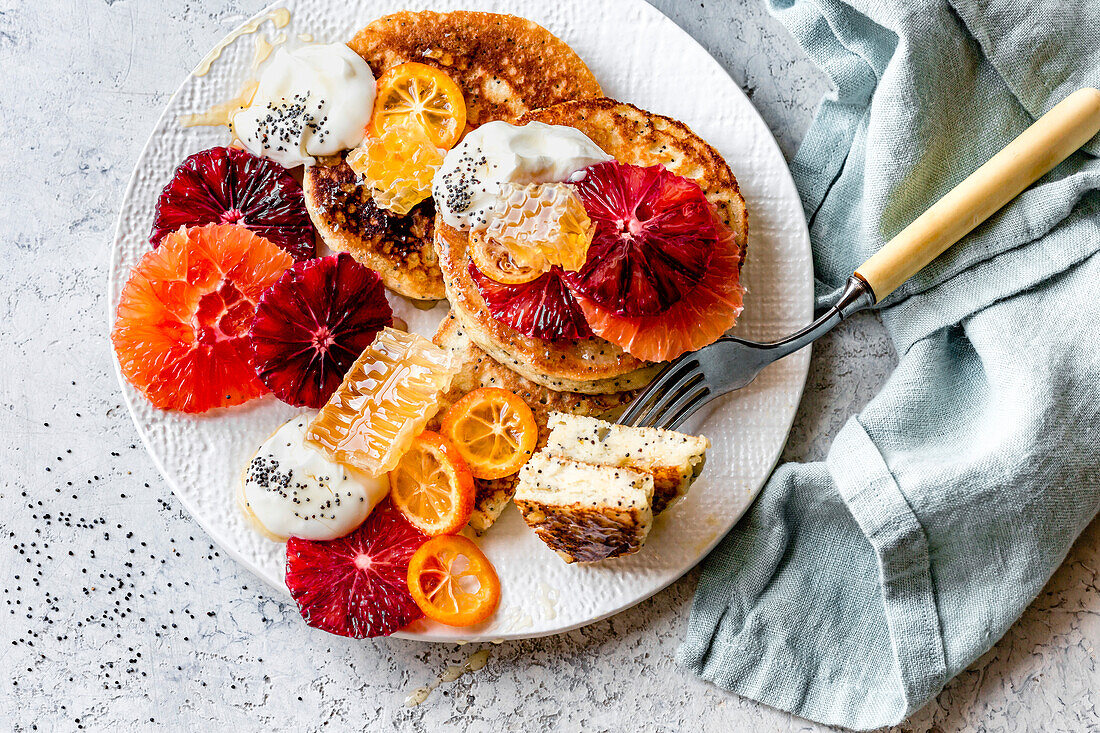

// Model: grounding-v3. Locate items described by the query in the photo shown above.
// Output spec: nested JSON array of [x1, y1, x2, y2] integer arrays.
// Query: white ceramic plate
[[109, 0, 813, 641]]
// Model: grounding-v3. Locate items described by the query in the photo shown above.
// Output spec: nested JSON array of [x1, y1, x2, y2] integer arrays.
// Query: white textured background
[[1, 1, 1097, 731]]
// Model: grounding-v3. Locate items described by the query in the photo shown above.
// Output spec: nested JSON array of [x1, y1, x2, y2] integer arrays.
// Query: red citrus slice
[[469, 263, 593, 342], [565, 161, 718, 317], [111, 223, 293, 413], [249, 253, 393, 409], [571, 220, 744, 362], [285, 500, 428, 638], [150, 146, 316, 261]]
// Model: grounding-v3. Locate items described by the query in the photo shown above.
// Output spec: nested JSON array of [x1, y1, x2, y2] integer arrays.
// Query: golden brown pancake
[[304, 161, 442, 300], [437, 223, 661, 393], [304, 11, 604, 300], [436, 98, 748, 392], [349, 11, 603, 128], [429, 312, 637, 532]]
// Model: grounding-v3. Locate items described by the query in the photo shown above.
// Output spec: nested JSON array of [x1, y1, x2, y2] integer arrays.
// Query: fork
[[620, 87, 1100, 431]]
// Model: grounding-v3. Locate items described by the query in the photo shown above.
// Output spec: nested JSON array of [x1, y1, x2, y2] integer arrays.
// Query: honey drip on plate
[[181, 29, 286, 129], [404, 649, 492, 707], [179, 80, 258, 129], [193, 7, 290, 77], [306, 328, 457, 477]]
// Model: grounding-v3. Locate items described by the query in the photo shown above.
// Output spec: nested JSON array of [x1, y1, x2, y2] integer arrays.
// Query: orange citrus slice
[[389, 431, 475, 535], [468, 230, 545, 285], [439, 388, 538, 479], [407, 535, 501, 627], [370, 62, 467, 150]]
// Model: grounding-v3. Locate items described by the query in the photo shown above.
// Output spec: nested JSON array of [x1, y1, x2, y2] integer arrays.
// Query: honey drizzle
[[180, 28, 286, 129], [193, 7, 290, 77], [404, 649, 492, 707]]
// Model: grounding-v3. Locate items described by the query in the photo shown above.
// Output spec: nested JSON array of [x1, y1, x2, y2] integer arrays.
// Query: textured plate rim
[[107, 0, 813, 643]]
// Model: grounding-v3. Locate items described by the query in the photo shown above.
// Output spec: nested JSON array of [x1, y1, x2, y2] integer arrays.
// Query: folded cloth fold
[[677, 0, 1100, 728]]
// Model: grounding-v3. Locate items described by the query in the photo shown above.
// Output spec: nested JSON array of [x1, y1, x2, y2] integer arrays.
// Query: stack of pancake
[[305, 11, 747, 533]]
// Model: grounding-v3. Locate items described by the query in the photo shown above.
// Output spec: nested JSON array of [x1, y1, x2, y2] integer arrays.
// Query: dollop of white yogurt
[[240, 416, 389, 541], [231, 43, 376, 168], [432, 121, 612, 230]]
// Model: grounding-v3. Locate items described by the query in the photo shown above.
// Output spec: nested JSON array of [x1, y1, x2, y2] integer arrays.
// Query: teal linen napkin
[[677, 0, 1100, 728]]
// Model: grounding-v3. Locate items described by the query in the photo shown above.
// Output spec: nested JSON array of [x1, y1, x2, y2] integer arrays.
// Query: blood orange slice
[[250, 253, 393, 409], [150, 146, 316, 261], [285, 500, 428, 638], [564, 161, 745, 362], [469, 263, 593, 342], [571, 221, 744, 363], [111, 223, 294, 413], [566, 161, 717, 317]]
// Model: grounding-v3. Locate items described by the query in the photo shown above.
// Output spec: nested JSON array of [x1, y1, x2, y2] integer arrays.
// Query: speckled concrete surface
[[0, 1, 1096, 731]]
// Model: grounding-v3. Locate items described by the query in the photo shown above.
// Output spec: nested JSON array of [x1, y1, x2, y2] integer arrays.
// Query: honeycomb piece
[[306, 327, 458, 477], [347, 125, 445, 216], [484, 182, 595, 272]]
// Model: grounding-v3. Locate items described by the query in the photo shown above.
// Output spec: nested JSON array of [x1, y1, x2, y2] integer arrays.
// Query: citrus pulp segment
[[468, 264, 593, 342], [249, 253, 393, 409], [150, 146, 316, 261], [440, 388, 538, 479], [407, 535, 501, 627], [285, 500, 428, 638], [370, 62, 467, 150]]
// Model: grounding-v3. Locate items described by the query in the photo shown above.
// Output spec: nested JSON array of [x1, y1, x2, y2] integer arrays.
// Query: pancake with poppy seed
[[304, 11, 603, 301], [435, 98, 748, 392]]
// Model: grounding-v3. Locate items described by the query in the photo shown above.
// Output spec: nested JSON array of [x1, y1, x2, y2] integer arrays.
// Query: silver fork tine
[[635, 372, 705, 428], [660, 387, 712, 431], [617, 277, 881, 431], [618, 357, 702, 427]]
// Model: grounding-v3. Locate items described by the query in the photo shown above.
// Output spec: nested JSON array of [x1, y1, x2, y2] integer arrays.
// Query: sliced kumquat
[[407, 535, 501, 627], [468, 230, 545, 285], [370, 62, 467, 149], [440, 388, 539, 480], [388, 431, 475, 535]]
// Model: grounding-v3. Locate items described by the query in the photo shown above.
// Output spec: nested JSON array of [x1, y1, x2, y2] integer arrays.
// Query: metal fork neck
[[758, 275, 876, 360]]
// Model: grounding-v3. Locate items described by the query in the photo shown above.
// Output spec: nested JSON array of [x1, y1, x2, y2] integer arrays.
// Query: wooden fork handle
[[854, 87, 1100, 301]]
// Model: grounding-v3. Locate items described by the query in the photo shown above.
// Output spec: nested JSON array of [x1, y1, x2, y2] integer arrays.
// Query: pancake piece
[[513, 453, 654, 564], [429, 312, 637, 533], [435, 98, 748, 391], [306, 11, 604, 300], [349, 12, 603, 128], [304, 161, 442, 300], [543, 413, 709, 515]]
